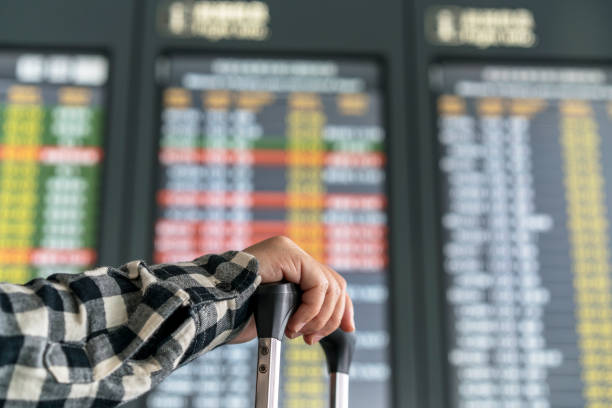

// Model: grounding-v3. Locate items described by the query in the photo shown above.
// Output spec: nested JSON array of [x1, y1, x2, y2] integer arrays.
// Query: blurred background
[[1, 0, 610, 407]]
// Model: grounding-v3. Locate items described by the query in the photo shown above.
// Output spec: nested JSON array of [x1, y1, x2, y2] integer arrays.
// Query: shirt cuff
[[169, 251, 261, 363], [191, 250, 260, 301]]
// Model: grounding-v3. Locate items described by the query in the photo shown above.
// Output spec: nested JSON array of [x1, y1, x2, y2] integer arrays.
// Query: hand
[[229, 236, 355, 345]]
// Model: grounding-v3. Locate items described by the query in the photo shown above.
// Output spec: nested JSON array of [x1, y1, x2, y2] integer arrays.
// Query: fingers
[[301, 268, 344, 344], [287, 261, 351, 345], [340, 293, 355, 332], [303, 293, 345, 345], [286, 258, 328, 336], [303, 268, 351, 344], [245, 236, 355, 345]]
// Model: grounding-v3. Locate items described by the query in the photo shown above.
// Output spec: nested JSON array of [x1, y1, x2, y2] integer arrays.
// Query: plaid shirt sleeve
[[0, 250, 261, 407]]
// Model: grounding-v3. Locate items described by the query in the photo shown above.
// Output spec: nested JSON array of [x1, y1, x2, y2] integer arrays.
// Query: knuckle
[[338, 276, 347, 292], [331, 281, 342, 297], [273, 235, 293, 247], [318, 278, 329, 293]]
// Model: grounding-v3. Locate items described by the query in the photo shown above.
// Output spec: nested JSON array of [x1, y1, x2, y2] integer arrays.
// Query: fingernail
[[311, 335, 323, 344], [287, 330, 298, 339]]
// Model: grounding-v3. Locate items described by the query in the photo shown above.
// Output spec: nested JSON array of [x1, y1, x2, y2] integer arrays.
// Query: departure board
[[147, 56, 390, 408], [432, 63, 612, 407], [0, 52, 107, 283]]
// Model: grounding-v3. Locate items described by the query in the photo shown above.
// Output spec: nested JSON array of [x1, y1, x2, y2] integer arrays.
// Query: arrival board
[[433, 63, 612, 407], [147, 56, 391, 408], [0, 51, 107, 283]]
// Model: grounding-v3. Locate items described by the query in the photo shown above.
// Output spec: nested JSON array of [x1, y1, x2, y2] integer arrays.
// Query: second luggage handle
[[253, 282, 356, 408]]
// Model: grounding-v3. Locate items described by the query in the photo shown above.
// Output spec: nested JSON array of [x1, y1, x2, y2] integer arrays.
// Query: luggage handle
[[320, 329, 356, 408], [253, 282, 356, 408]]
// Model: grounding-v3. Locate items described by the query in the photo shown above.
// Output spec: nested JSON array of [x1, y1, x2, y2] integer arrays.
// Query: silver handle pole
[[255, 338, 282, 408], [252, 282, 300, 408], [329, 372, 349, 408]]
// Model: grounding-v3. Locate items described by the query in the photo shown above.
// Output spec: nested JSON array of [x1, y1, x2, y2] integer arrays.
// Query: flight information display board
[[147, 56, 390, 408], [432, 63, 612, 407], [0, 51, 107, 283]]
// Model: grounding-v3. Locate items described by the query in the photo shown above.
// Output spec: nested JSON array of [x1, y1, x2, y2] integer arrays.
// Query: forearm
[[0, 251, 260, 406]]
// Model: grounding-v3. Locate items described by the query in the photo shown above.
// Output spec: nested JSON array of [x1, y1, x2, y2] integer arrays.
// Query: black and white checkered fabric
[[0, 251, 260, 407]]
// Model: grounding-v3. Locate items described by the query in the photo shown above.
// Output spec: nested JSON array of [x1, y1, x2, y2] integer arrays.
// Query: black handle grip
[[254, 282, 301, 341], [320, 329, 356, 374]]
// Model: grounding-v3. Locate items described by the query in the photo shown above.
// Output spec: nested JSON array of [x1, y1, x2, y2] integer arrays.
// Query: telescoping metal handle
[[253, 282, 301, 408], [320, 329, 356, 408], [253, 282, 356, 408]]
